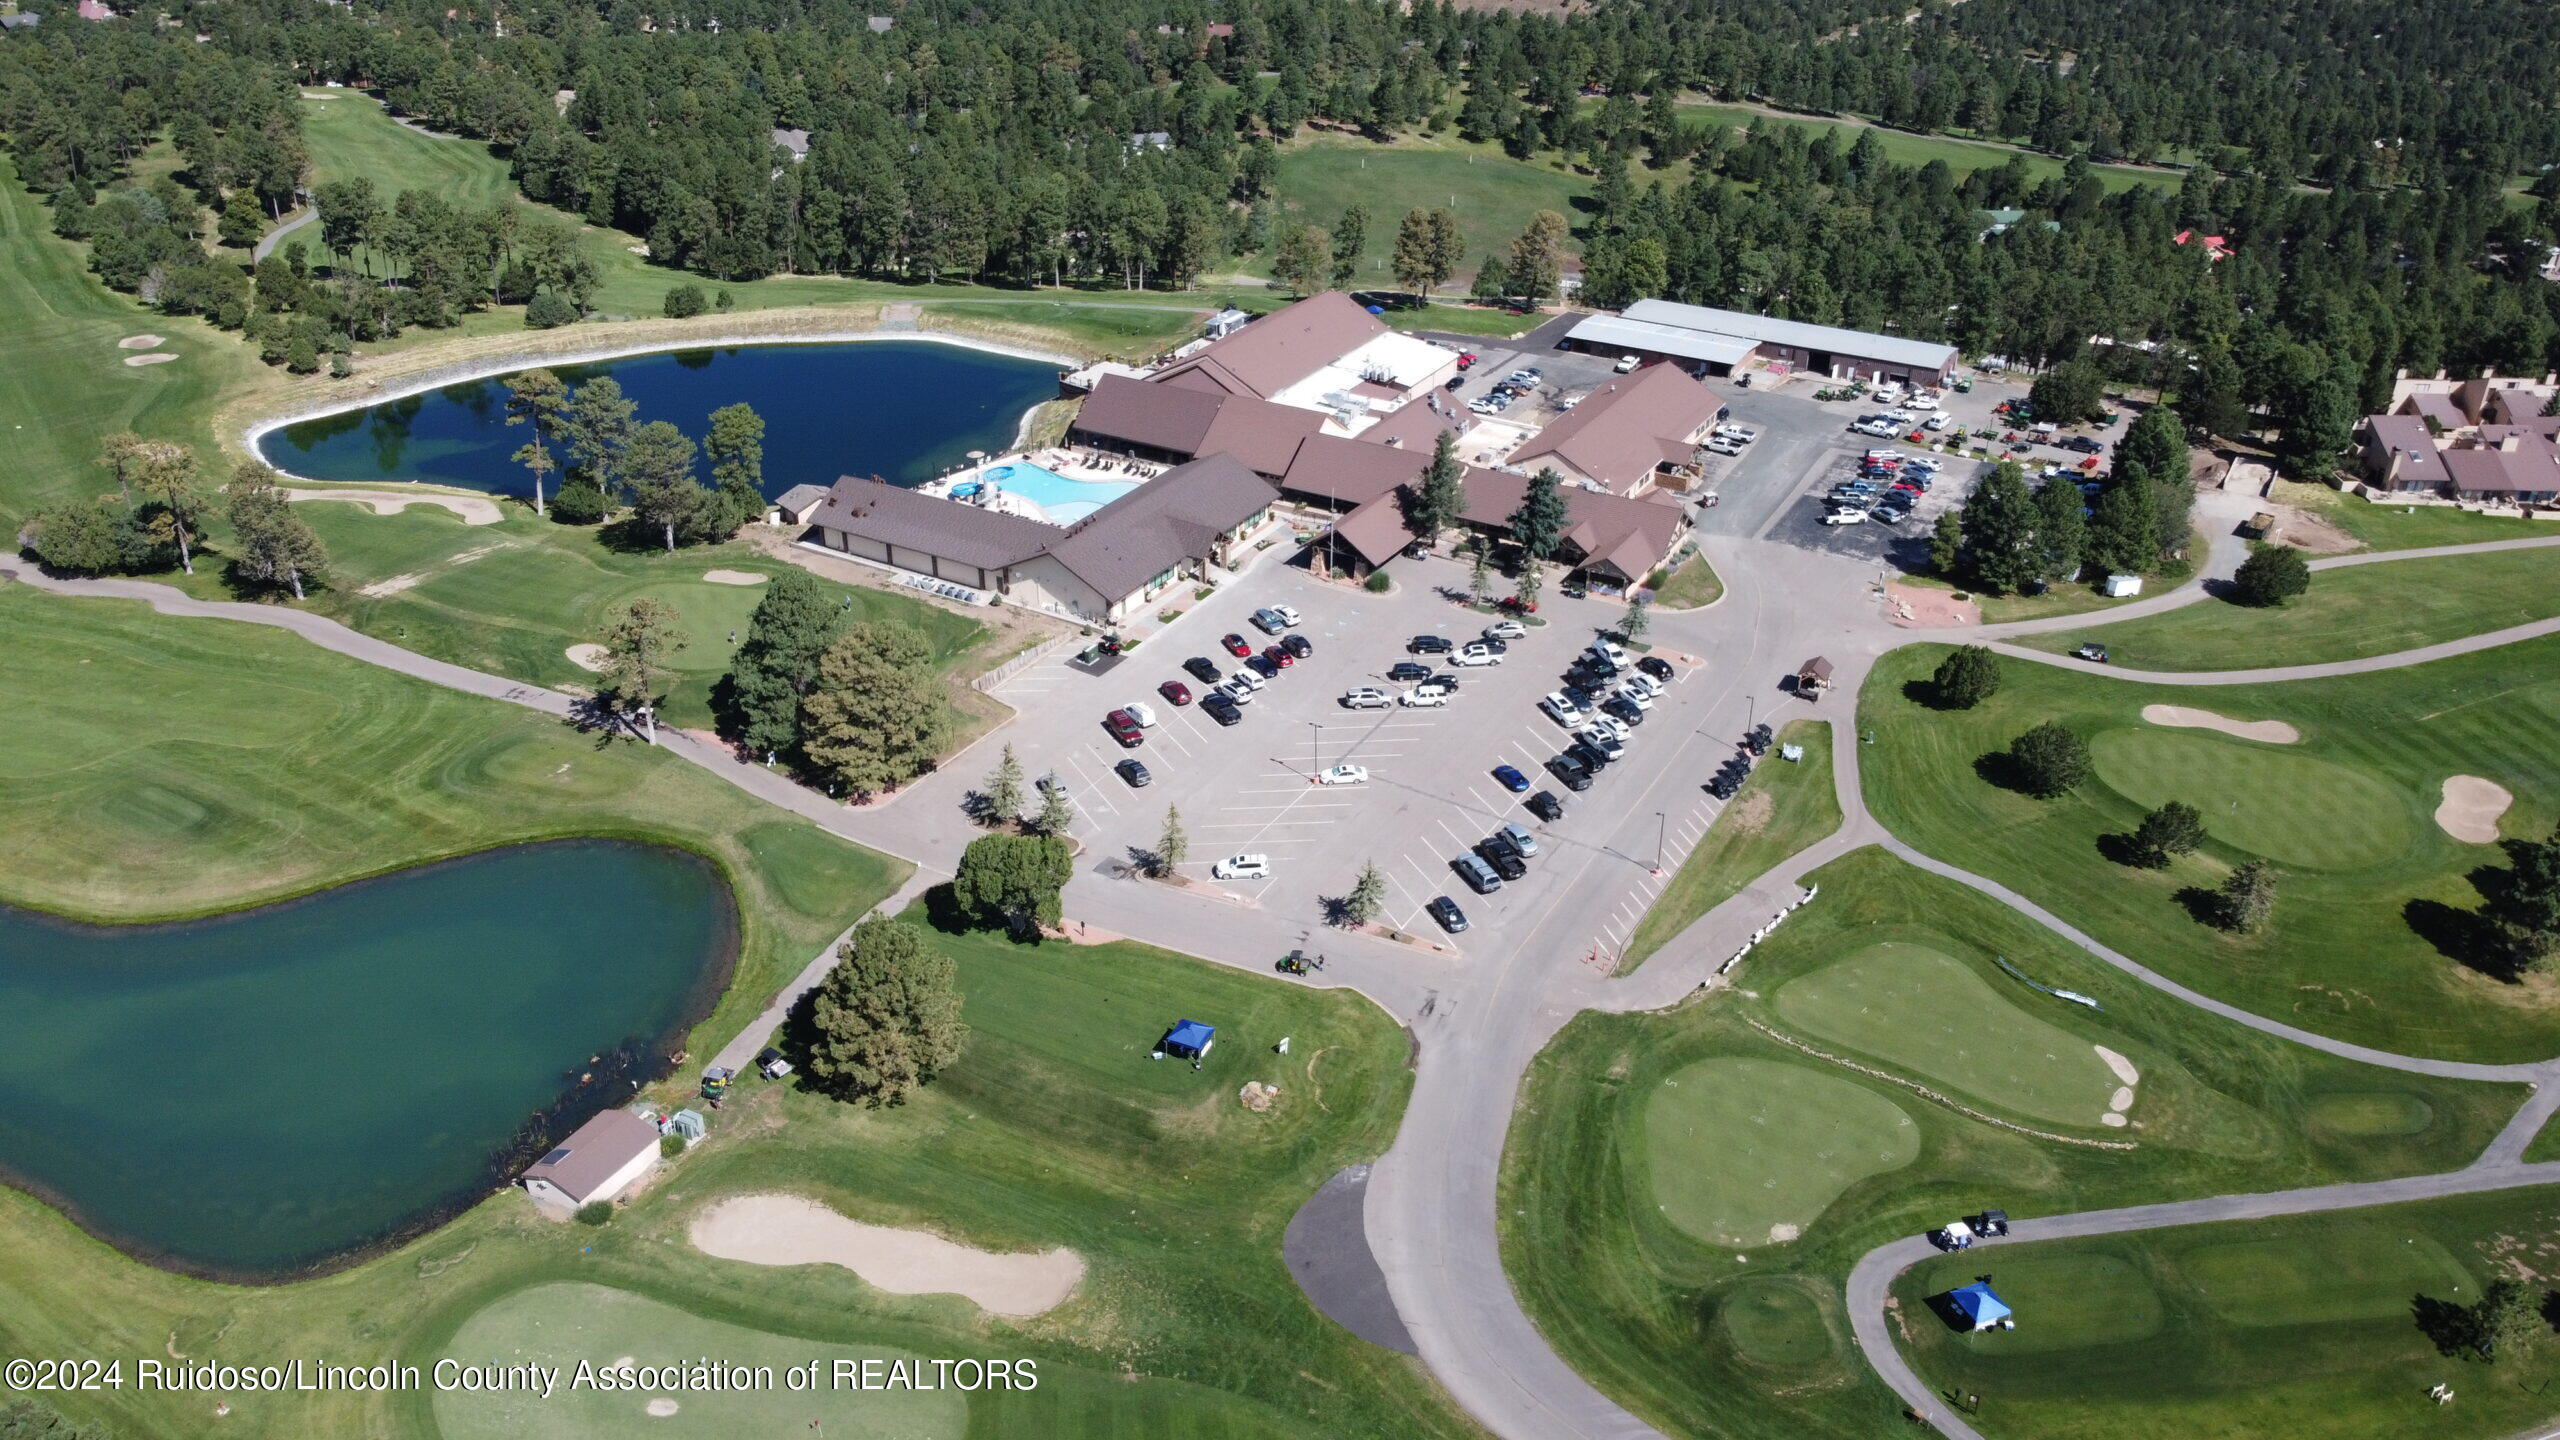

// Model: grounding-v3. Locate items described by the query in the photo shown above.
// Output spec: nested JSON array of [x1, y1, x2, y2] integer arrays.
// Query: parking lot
[[984, 552, 1740, 949]]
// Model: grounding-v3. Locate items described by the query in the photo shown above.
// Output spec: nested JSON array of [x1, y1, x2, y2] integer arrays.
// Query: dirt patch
[[1239, 1081, 1280, 1112], [287, 488, 503, 526], [1886, 582, 1979, 628], [566, 644, 610, 672], [356, 539, 511, 597], [2436, 775, 2514, 845], [2140, 704, 2300, 744], [1725, 789, 1775, 836], [123, 353, 178, 367], [118, 334, 166, 350], [703, 568, 768, 586], [690, 1193, 1084, 1317], [2266, 504, 2359, 556], [1766, 1223, 1801, 1244]]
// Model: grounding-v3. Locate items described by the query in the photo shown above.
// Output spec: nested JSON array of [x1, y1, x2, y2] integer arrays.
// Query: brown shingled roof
[[1071, 373, 1225, 454], [1507, 365, 1723, 492], [1044, 454, 1276, 599], [1149, 292, 1388, 399], [1281, 433, 1430, 507], [806, 476, 1061, 568]]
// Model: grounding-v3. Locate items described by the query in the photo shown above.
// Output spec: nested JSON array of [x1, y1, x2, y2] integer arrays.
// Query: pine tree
[[623, 420, 703, 552], [1345, 860, 1386, 925], [2214, 860, 2277, 932], [2231, 544, 2311, 606], [1929, 509, 1964, 578], [1621, 590, 1651, 642], [130, 441, 208, 576], [1507, 211, 1568, 308], [2185, 347, 2250, 441], [703, 402, 766, 537], [1392, 207, 1439, 297], [597, 597, 687, 743], [1155, 805, 1187, 876], [2084, 477, 2159, 577], [1508, 467, 1569, 563], [1273, 224, 1332, 296], [1409, 430, 1467, 545], [2275, 361, 2356, 479], [1468, 544, 1494, 604], [1931, 646, 2002, 708], [803, 915, 967, 1107], [2031, 474, 2088, 584], [1329, 204, 1368, 289], [562, 376, 636, 497], [720, 568, 839, 757], [1032, 774, 1076, 836], [1470, 252, 1510, 305], [1958, 462, 2041, 594], [223, 462, 327, 599], [951, 832, 1074, 936], [503, 368, 568, 517], [800, 623, 949, 797], [981, 744, 1026, 827], [2008, 721, 2091, 798]]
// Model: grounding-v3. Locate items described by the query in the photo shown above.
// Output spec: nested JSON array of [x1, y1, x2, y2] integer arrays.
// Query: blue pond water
[[258, 340, 1060, 499]]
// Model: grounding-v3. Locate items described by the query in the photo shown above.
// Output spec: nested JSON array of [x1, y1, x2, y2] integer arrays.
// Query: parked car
[[1821, 510, 1868, 526], [1636, 655, 1676, 682], [1427, 896, 1469, 933], [1281, 633, 1313, 659], [1270, 604, 1301, 627], [1496, 822, 1539, 857], [1614, 353, 1642, 373], [1474, 841, 1527, 881], [1577, 727, 1627, 762], [1588, 640, 1629, 666], [1704, 437, 1745, 457], [1526, 790, 1565, 822], [1451, 648, 1498, 668], [1104, 709, 1144, 747], [1340, 686, 1392, 709], [1219, 677, 1256, 705], [1714, 424, 1759, 444], [1203, 694, 1243, 725], [1546, 754, 1595, 792], [1484, 619, 1527, 641], [1184, 656, 1221, 684], [1318, 763, 1370, 786], [1567, 740, 1613, 773], [1250, 607, 1289, 635], [1612, 682, 1654, 711], [1159, 680, 1192, 706], [1211, 853, 1271, 880], [1387, 660, 1433, 683], [1228, 665, 1266, 693], [1852, 418, 1897, 437], [1400, 686, 1450, 708], [1924, 412, 1953, 431], [1409, 634, 1453, 654], [1492, 764, 1532, 793], [1262, 644, 1294, 669], [1246, 654, 1280, 678], [1222, 633, 1253, 657], [1540, 692, 1586, 726], [1452, 853, 1504, 894], [1602, 695, 1645, 727], [1115, 758, 1151, 787], [2063, 436, 2105, 455], [2075, 643, 2111, 663]]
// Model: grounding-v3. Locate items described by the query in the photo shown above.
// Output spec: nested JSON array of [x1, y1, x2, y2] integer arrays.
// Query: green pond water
[[0, 841, 734, 1279]]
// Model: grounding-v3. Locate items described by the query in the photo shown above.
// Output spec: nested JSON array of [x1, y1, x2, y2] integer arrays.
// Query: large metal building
[[1566, 299, 1958, 386]]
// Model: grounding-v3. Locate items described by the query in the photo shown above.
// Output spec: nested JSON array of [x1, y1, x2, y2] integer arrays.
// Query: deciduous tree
[[2231, 544, 2310, 606], [803, 915, 966, 1107], [2008, 721, 2090, 798], [950, 832, 1074, 936], [2130, 801, 2206, 867], [130, 441, 208, 575], [1932, 645, 2002, 708], [1507, 210, 1567, 309]]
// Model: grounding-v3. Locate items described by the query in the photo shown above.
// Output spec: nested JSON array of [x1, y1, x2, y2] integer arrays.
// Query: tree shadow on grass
[[2413, 1292, 2481, 1358], [1972, 748, 2035, 795], [2094, 831, 2160, 868], [2173, 885, 2230, 930], [2404, 898, 2520, 984], [1900, 678, 1968, 713]]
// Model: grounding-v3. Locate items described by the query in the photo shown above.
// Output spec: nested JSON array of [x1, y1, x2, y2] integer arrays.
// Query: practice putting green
[[2089, 729, 2413, 870], [2177, 1230, 2474, 1327], [1716, 1277, 1837, 1368], [1773, 943, 2123, 1128], [2304, 1090, 2437, 1139], [1640, 1057, 1919, 1248], [433, 1282, 967, 1440]]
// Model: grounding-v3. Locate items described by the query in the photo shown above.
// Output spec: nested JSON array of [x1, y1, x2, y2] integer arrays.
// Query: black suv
[[1184, 656, 1221, 684], [1281, 633, 1313, 658], [1428, 896, 1468, 933], [1547, 753, 1594, 791], [1387, 660, 1433, 682], [1526, 790, 1565, 822], [1567, 740, 1613, 773], [1408, 634, 1453, 654], [1202, 694, 1243, 726], [1636, 656, 1675, 682], [1474, 842, 1527, 881], [1602, 696, 1645, 727]]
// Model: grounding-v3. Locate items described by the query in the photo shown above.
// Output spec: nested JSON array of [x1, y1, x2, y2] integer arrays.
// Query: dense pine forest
[[5, 0, 2558, 434]]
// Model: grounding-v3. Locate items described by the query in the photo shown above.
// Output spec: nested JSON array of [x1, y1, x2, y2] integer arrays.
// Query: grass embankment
[[1257, 133, 1588, 288], [1502, 846, 2524, 1440], [1860, 640, 2560, 1062], [1620, 719, 1838, 971], [1662, 100, 2177, 196], [0, 586, 1476, 1440], [1651, 551, 1724, 609], [2275, 477, 2556, 551], [1893, 1188, 2560, 1440], [2023, 546, 2560, 671], [1903, 527, 2207, 624]]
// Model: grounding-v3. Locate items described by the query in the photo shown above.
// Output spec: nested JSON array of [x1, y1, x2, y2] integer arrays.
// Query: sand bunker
[[118, 334, 166, 349], [2097, 1047, 2139, 1127], [644, 1399, 679, 1417], [703, 569, 767, 585], [692, 1194, 1083, 1317], [2436, 775, 2514, 845], [2140, 705, 2300, 745], [286, 489, 503, 526], [2095, 1046, 2141, 1086], [566, 644, 610, 672], [123, 353, 178, 367]]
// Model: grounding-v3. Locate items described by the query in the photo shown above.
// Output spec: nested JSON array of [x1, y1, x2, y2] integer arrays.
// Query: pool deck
[[921, 447, 1164, 525]]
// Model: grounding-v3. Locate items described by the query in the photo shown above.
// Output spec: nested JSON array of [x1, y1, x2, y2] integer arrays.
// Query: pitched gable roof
[[1043, 454, 1274, 598], [808, 475, 1061, 569], [1150, 292, 1389, 399], [522, 1110, 658, 1204], [1507, 365, 1723, 491]]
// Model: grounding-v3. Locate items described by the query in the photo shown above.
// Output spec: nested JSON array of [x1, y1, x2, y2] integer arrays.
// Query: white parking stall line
[[1052, 750, 1120, 818], [1213, 802, 1356, 812], [1192, 820, 1343, 830], [1402, 852, 1450, 909], [1378, 866, 1431, 931]]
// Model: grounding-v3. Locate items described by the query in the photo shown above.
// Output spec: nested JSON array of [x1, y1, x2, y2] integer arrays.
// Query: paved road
[[253, 203, 316, 262], [12, 502, 2560, 1440]]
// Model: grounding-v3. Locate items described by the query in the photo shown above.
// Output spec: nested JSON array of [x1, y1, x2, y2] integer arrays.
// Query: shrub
[[662, 283, 708, 318], [525, 289, 580, 329], [1364, 569, 1393, 593], [574, 1201, 614, 1226], [658, 1132, 687, 1159], [549, 481, 610, 525], [2008, 721, 2091, 798], [2231, 544, 2311, 607], [1931, 645, 2002, 709]]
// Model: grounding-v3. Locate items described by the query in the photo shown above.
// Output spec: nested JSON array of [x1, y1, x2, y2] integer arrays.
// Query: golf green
[[1640, 1057, 1919, 1248], [2089, 729, 2413, 870], [1772, 943, 2123, 1128], [1933, 1250, 2164, 1355], [1716, 1276, 1837, 1368], [434, 1283, 966, 1440], [2176, 1230, 2475, 1327]]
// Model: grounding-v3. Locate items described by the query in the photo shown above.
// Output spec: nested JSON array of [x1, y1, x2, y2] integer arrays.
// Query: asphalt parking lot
[[985, 553, 1736, 950]]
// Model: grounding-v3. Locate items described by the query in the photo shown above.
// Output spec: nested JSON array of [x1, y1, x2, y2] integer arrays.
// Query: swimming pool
[[982, 462, 1138, 523]]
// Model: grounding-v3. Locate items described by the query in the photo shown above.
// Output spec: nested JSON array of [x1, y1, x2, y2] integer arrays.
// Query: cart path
[[1983, 612, 2560, 685]]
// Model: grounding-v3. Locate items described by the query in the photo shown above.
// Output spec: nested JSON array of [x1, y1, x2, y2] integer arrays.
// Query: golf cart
[[2074, 643, 2110, 664], [1276, 949, 1327, 976], [754, 1046, 794, 1080]]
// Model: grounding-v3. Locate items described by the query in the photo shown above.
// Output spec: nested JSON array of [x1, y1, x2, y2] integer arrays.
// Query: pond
[[257, 340, 1062, 499], [0, 840, 735, 1280]]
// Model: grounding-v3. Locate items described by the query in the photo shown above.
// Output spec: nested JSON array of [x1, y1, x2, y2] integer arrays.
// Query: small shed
[[772, 483, 831, 526], [521, 1109, 660, 1212], [1161, 1019, 1217, 1060], [1796, 656, 1835, 697], [2100, 574, 2142, 598], [1946, 1280, 2013, 1331]]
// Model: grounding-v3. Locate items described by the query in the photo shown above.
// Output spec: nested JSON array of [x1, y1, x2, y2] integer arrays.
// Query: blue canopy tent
[[1946, 1281, 2012, 1331], [1162, 1020, 1216, 1060]]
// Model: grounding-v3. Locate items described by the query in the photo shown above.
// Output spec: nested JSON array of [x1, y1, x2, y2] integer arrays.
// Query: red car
[[1222, 633, 1253, 657], [1103, 709, 1144, 747], [1262, 644, 1293, 669], [1159, 680, 1193, 706]]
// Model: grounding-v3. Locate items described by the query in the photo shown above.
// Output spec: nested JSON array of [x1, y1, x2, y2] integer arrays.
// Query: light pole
[[1309, 720, 1321, 778], [1654, 810, 1667, 874]]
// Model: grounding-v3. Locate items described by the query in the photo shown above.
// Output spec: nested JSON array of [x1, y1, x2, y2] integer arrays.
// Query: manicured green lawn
[[1905, 529, 2205, 623], [1260, 135, 1588, 287], [1501, 846, 2522, 1440], [281, 503, 986, 731], [1773, 943, 2124, 1128], [1893, 1190, 2560, 1440], [1652, 551, 1724, 609], [1860, 641, 2560, 1061], [2021, 547, 2560, 671], [1622, 720, 1839, 970], [1642, 1056, 1921, 1248], [300, 89, 526, 213]]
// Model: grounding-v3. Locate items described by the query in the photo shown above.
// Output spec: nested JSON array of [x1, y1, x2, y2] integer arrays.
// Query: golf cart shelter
[[1161, 1020, 1217, 1060], [1946, 1281, 2013, 1331], [1796, 656, 1836, 697]]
